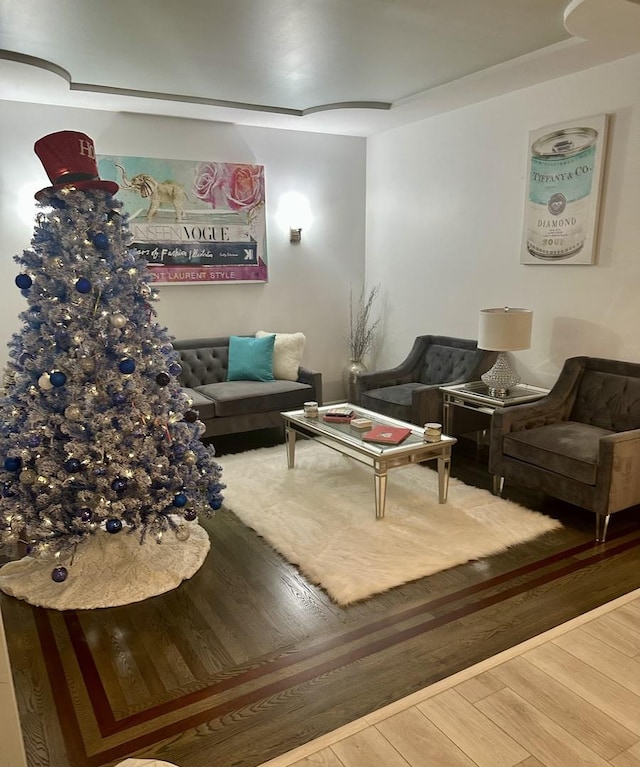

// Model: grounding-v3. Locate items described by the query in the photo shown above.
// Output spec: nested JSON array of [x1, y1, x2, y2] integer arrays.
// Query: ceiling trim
[[1, 49, 71, 84], [1, 48, 390, 118]]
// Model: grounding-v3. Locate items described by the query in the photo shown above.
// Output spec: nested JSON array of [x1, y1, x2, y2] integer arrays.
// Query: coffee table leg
[[374, 465, 388, 519], [437, 447, 452, 503], [285, 425, 296, 468]]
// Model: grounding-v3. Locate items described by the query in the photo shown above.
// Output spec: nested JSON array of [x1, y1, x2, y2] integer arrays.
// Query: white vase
[[343, 359, 368, 404]]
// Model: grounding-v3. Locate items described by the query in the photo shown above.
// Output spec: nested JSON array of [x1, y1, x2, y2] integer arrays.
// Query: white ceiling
[[1, 0, 640, 137]]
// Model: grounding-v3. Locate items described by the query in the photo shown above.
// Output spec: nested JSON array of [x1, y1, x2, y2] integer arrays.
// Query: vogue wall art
[[520, 114, 609, 265], [98, 155, 267, 284]]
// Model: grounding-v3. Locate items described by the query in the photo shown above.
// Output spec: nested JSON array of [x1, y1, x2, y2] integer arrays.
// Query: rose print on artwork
[[225, 165, 264, 212], [98, 154, 268, 285], [193, 162, 226, 208], [194, 162, 264, 212]]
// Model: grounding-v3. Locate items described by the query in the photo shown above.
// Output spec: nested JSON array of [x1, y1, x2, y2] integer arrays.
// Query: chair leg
[[492, 475, 504, 496], [595, 513, 610, 543]]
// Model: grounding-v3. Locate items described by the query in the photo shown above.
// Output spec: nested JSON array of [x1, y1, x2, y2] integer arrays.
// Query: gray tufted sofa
[[489, 356, 640, 541], [356, 335, 497, 431], [173, 337, 323, 438]]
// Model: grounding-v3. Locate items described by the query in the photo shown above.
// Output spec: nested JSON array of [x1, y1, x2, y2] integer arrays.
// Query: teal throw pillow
[[227, 334, 275, 382]]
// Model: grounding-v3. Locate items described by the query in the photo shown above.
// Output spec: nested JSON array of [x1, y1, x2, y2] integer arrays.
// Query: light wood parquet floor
[[1, 432, 640, 767]]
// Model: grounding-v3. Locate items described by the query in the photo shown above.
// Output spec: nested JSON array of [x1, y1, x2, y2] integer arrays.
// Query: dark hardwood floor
[[2, 430, 640, 767]]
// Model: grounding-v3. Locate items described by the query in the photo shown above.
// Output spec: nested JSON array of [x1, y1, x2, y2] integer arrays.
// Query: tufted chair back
[[418, 344, 484, 385], [571, 365, 640, 432]]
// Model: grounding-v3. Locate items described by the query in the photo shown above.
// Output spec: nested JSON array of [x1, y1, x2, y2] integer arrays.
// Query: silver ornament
[[65, 405, 82, 421], [19, 469, 37, 485], [110, 313, 127, 328], [175, 525, 191, 542]]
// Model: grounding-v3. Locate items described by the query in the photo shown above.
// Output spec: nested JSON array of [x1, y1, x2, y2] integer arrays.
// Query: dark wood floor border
[[33, 608, 100, 767], [33, 530, 640, 766], [62, 527, 640, 735]]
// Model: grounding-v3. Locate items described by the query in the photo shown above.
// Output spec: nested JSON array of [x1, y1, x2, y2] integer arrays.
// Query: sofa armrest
[[597, 428, 640, 513], [409, 385, 443, 426], [492, 397, 568, 434], [356, 362, 418, 395], [297, 367, 323, 406], [356, 337, 429, 397]]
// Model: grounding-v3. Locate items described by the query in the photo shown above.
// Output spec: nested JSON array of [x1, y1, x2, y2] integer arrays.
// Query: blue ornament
[[26, 435, 41, 447], [111, 477, 127, 492], [173, 493, 188, 508], [4, 457, 21, 472], [184, 409, 198, 423], [119, 358, 135, 375], [210, 498, 223, 511], [2, 482, 16, 498], [64, 458, 82, 473], [92, 232, 109, 250], [75, 278, 92, 294], [183, 509, 197, 521], [112, 392, 127, 405], [15, 274, 33, 290], [77, 507, 92, 522], [106, 518, 123, 534], [168, 362, 183, 376], [51, 566, 68, 583], [156, 372, 170, 387], [50, 370, 67, 387]]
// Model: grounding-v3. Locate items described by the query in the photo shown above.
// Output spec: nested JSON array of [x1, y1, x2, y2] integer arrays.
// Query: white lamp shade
[[478, 308, 533, 351]]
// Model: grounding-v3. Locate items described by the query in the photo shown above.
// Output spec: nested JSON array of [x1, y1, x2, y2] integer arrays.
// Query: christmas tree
[[0, 131, 224, 602]]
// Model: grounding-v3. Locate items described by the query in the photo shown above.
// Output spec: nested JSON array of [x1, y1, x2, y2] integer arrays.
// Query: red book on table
[[361, 425, 412, 445]]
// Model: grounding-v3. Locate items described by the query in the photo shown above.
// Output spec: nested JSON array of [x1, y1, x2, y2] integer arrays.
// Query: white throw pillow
[[256, 331, 306, 380]]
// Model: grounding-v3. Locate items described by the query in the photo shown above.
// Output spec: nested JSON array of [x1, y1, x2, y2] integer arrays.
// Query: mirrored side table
[[440, 381, 550, 437]]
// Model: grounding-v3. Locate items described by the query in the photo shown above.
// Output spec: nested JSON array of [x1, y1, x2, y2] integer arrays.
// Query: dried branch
[[349, 284, 380, 361]]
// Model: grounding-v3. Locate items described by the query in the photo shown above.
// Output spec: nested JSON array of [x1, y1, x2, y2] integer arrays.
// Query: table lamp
[[478, 307, 533, 397]]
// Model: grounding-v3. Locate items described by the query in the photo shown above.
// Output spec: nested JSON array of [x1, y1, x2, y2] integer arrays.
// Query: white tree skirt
[[0, 523, 210, 610]]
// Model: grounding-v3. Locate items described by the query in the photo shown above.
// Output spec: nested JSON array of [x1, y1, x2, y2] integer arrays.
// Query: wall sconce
[[277, 191, 312, 245]]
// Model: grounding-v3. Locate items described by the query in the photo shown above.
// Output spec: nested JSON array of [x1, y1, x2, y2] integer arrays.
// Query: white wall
[[5, 53, 640, 402], [366, 53, 640, 389], [0, 103, 367, 401]]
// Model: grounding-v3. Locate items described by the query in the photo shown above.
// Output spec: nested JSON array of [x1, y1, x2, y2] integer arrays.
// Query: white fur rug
[[221, 441, 562, 605]]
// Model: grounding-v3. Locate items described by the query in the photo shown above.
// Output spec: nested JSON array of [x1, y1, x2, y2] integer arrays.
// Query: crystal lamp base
[[481, 352, 521, 397]]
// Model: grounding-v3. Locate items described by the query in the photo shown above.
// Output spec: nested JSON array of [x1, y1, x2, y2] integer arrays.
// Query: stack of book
[[351, 417, 373, 429], [322, 408, 355, 423]]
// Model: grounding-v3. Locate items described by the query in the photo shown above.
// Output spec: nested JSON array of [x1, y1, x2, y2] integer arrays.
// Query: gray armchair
[[356, 335, 497, 432], [489, 356, 640, 542]]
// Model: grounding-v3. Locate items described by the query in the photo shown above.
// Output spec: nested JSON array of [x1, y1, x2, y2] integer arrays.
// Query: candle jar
[[303, 401, 319, 418], [424, 422, 442, 442]]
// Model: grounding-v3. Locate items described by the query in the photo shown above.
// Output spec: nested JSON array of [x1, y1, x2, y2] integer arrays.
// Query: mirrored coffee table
[[281, 403, 456, 519]]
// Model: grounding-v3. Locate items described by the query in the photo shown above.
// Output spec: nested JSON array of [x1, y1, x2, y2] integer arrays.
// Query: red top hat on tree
[[34, 130, 119, 201]]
